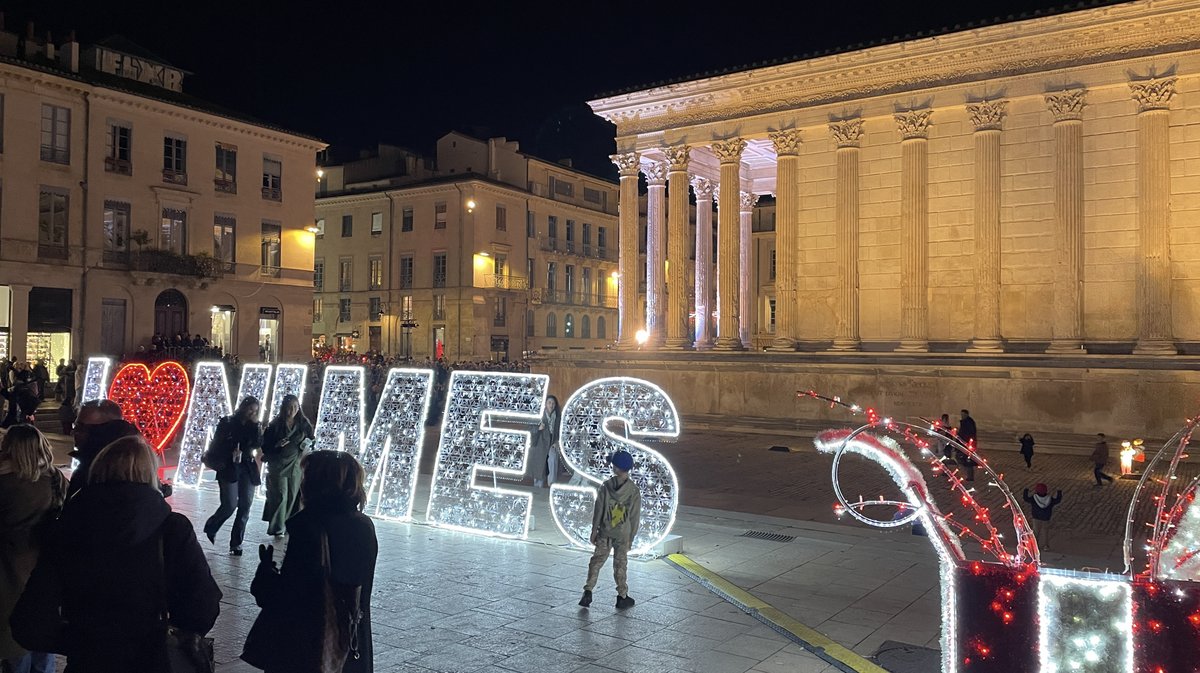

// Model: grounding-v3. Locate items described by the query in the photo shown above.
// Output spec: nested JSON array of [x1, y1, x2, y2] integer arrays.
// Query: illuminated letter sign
[[236, 364, 272, 422], [313, 365, 365, 453], [269, 363, 307, 419], [359, 368, 435, 520], [174, 362, 232, 488], [80, 357, 112, 404]]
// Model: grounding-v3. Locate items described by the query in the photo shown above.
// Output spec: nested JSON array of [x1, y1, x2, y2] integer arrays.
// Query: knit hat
[[609, 450, 634, 472], [1034, 483, 1048, 496]]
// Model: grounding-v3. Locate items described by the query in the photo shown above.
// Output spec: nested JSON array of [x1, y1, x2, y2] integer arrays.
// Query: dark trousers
[[1022, 453, 1033, 468], [1094, 466, 1114, 485], [205, 470, 256, 550]]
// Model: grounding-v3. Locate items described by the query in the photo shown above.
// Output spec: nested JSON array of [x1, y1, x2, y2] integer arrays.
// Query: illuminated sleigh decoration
[[802, 391, 1200, 673]]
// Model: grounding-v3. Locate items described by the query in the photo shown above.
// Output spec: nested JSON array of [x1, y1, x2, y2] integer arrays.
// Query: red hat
[[1034, 483, 1048, 496]]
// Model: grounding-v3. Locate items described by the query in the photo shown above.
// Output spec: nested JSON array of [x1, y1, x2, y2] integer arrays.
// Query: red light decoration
[[107, 361, 191, 454]]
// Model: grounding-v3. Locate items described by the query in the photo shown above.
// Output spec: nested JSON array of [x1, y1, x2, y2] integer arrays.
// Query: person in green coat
[[260, 395, 314, 536]]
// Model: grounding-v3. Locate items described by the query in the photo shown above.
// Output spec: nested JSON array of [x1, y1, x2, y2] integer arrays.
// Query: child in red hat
[[1022, 483, 1063, 552]]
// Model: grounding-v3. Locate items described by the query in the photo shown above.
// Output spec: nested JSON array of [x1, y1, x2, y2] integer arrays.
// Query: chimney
[[45, 31, 54, 60], [59, 30, 79, 72]]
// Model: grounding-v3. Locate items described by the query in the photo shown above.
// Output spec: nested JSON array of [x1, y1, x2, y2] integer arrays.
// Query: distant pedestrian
[[579, 450, 641, 610], [1023, 483, 1063, 551], [529, 395, 560, 488], [1092, 433, 1114, 486], [957, 410, 977, 482], [1019, 433, 1036, 469], [203, 397, 263, 555], [261, 394, 314, 537]]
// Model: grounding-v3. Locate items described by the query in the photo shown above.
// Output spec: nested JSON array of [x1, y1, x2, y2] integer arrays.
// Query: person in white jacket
[[579, 450, 641, 610]]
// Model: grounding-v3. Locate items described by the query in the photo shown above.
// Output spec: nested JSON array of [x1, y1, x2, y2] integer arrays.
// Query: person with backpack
[[1022, 483, 1064, 552], [578, 450, 642, 610], [0, 425, 66, 673]]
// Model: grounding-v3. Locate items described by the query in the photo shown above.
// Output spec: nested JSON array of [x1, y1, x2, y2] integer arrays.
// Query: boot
[[616, 595, 635, 609], [578, 590, 592, 607]]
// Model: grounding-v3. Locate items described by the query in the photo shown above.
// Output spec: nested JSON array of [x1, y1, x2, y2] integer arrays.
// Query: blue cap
[[609, 450, 634, 472]]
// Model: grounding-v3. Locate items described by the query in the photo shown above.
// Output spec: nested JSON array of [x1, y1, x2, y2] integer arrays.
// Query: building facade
[[0, 31, 325, 364], [313, 133, 618, 361]]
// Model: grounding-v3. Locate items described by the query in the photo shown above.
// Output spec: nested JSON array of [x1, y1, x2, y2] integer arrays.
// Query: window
[[494, 297, 506, 327], [105, 123, 132, 174], [40, 104, 70, 164], [314, 259, 325, 290], [368, 256, 383, 290], [433, 253, 447, 288], [38, 189, 69, 258], [400, 296, 413, 320], [163, 135, 187, 184], [434, 202, 447, 229], [160, 208, 186, 254], [339, 259, 352, 292], [581, 315, 591, 339], [262, 156, 282, 201], [399, 256, 414, 289], [597, 274, 607, 304], [341, 214, 352, 237], [527, 258, 534, 284], [582, 268, 592, 305], [768, 298, 777, 334], [584, 187, 603, 204], [564, 313, 575, 338], [339, 298, 351, 322], [548, 216, 558, 240], [102, 200, 130, 262], [215, 143, 237, 193], [493, 253, 507, 277], [369, 297, 382, 320], [402, 207, 413, 232], [566, 220, 575, 252], [565, 265, 575, 303], [313, 297, 322, 322], [526, 211, 535, 238], [371, 212, 383, 236], [552, 176, 573, 197], [546, 313, 557, 338], [260, 221, 281, 277], [496, 204, 507, 231], [213, 214, 236, 266], [598, 226, 607, 255], [526, 310, 535, 337], [597, 316, 606, 340], [433, 294, 446, 320], [314, 218, 325, 238], [547, 262, 557, 293], [769, 249, 776, 280], [583, 223, 591, 247]]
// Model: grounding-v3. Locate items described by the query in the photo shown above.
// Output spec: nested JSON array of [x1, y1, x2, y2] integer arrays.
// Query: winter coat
[[528, 407, 559, 481], [250, 505, 378, 673], [1019, 436, 1035, 456], [208, 415, 263, 485], [1091, 440, 1110, 468], [1023, 489, 1063, 522], [958, 416, 978, 444], [13, 481, 221, 672], [66, 419, 142, 498], [261, 416, 314, 473], [0, 466, 67, 658], [591, 476, 641, 543]]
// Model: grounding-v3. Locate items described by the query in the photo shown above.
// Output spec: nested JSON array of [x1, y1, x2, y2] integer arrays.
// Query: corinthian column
[[896, 109, 932, 352], [642, 159, 668, 347], [967, 100, 1008, 353], [1131, 77, 1178, 355], [739, 191, 759, 346], [692, 176, 715, 349], [664, 146, 692, 349], [769, 129, 802, 350], [1045, 89, 1087, 353], [829, 119, 863, 351], [711, 138, 747, 350], [611, 151, 641, 349]]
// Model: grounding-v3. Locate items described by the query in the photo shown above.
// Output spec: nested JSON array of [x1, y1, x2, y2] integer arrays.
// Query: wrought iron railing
[[488, 274, 530, 291]]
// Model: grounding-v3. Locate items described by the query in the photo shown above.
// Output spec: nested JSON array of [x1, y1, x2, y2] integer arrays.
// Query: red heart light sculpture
[[107, 361, 191, 454]]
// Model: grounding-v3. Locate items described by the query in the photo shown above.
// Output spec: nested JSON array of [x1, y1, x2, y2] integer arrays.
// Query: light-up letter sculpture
[[426, 371, 547, 538], [313, 365, 365, 453], [270, 363, 307, 419], [551, 377, 681, 555], [359, 368, 434, 520], [236, 364, 272, 422], [80, 357, 112, 403], [174, 362, 233, 487]]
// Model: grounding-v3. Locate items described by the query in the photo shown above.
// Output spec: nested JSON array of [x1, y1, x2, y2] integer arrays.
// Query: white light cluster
[[313, 366, 365, 453], [236, 364, 273, 422], [1037, 571, 1132, 673], [550, 377, 681, 555], [269, 363, 307, 419], [359, 368, 434, 521], [426, 372, 548, 539], [1157, 478, 1200, 580], [174, 362, 232, 488], [80, 357, 112, 403]]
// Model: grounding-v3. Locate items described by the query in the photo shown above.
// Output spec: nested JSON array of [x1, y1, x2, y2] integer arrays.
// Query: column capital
[[895, 109, 932, 140], [610, 152, 641, 177], [768, 129, 803, 156], [690, 175, 715, 199], [1045, 88, 1087, 122], [710, 138, 746, 164], [663, 145, 691, 172], [829, 118, 864, 148], [641, 159, 668, 185], [1130, 76, 1177, 113], [967, 99, 1008, 131], [739, 191, 759, 212]]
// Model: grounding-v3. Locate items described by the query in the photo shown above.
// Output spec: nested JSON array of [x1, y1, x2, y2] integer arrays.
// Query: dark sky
[[11, 0, 1122, 177]]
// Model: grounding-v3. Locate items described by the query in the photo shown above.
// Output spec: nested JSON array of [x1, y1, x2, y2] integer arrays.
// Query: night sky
[[11, 0, 1123, 177]]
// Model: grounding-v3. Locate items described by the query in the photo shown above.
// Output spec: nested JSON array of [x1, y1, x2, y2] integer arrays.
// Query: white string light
[[313, 365, 365, 454], [1037, 571, 1132, 673], [173, 362, 232, 488], [236, 364, 273, 422], [80, 357, 111, 403], [359, 368, 434, 521], [269, 364, 307, 420]]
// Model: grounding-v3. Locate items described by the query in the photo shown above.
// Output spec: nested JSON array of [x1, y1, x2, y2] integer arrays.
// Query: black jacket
[[1023, 489, 1063, 522], [958, 416, 978, 443], [13, 482, 221, 672], [208, 415, 263, 484], [67, 420, 142, 498]]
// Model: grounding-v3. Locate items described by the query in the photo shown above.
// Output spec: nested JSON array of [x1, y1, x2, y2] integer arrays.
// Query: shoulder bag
[[317, 529, 363, 673], [157, 535, 215, 673]]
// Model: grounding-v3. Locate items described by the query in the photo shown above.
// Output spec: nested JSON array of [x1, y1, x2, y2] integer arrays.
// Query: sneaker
[[579, 590, 592, 607], [615, 595, 635, 609]]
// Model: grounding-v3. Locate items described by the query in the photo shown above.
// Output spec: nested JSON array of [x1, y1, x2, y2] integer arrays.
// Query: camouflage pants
[[585, 537, 630, 597]]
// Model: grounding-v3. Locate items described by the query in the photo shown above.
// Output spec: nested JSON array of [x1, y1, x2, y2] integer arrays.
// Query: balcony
[[103, 249, 131, 266], [540, 237, 613, 261], [130, 250, 230, 279], [262, 186, 282, 202], [488, 274, 529, 291], [214, 178, 236, 195], [261, 265, 281, 278], [104, 157, 132, 175], [433, 272, 446, 288], [162, 169, 188, 186]]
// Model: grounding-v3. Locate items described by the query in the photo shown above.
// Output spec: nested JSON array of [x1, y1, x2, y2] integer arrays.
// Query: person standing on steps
[[203, 397, 263, 556], [1022, 483, 1063, 552], [579, 450, 641, 610], [1092, 433, 1115, 487], [1019, 433, 1036, 470], [260, 394, 313, 537]]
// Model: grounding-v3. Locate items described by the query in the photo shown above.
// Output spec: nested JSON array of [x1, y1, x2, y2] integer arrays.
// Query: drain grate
[[739, 530, 796, 543]]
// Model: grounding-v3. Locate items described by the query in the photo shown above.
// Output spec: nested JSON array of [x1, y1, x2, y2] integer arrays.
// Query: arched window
[[526, 310, 535, 337], [581, 315, 591, 339], [564, 313, 575, 338], [597, 316, 606, 340], [546, 312, 557, 337]]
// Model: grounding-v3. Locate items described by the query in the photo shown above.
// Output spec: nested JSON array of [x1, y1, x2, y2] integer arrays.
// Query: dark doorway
[[154, 289, 188, 337]]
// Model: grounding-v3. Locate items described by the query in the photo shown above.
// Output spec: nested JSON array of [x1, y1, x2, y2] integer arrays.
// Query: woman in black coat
[[245, 451, 378, 673], [13, 435, 221, 673], [203, 396, 263, 555]]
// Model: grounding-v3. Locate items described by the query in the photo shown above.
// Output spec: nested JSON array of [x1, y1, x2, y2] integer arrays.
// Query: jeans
[[4, 651, 56, 673], [204, 470, 256, 550], [1094, 466, 1114, 485]]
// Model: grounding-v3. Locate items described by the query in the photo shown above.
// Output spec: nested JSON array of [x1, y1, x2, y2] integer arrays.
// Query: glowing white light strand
[[426, 372, 547, 539], [359, 368, 434, 521], [173, 362, 233, 488], [269, 363, 307, 420], [80, 357, 112, 404], [1037, 571, 1133, 673], [236, 364, 273, 423], [1156, 478, 1200, 579], [313, 365, 366, 454], [550, 377, 681, 555]]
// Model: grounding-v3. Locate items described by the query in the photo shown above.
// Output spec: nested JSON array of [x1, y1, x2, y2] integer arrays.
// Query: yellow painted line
[[666, 553, 890, 673]]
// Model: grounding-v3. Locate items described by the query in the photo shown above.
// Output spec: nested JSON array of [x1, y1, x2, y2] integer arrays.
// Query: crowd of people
[[0, 358, 79, 431]]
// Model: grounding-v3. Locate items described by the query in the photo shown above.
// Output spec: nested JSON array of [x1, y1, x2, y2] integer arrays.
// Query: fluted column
[[769, 130, 802, 350], [692, 176, 716, 349], [967, 100, 1008, 353], [739, 191, 759, 346], [896, 110, 932, 352], [829, 119, 863, 351], [664, 146, 692, 349], [611, 152, 641, 349], [1045, 89, 1087, 353], [642, 159, 667, 347], [1131, 77, 1178, 355], [712, 138, 747, 350]]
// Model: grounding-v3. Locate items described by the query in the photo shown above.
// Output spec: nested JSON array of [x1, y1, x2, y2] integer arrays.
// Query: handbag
[[157, 535, 215, 673], [316, 530, 362, 673]]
